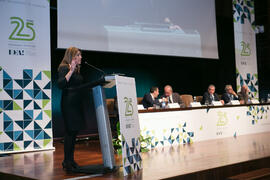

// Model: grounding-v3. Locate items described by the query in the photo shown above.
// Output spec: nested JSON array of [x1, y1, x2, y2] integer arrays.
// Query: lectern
[[92, 75, 116, 170], [75, 75, 140, 175]]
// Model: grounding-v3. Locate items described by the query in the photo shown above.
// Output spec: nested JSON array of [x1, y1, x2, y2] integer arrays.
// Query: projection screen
[[57, 0, 218, 59]]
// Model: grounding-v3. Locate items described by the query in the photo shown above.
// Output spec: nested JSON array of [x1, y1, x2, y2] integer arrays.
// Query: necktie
[[168, 96, 172, 103]]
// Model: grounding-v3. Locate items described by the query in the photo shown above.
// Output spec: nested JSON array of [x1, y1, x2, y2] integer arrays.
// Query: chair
[[137, 97, 143, 104], [195, 96, 203, 103], [218, 94, 222, 100], [106, 98, 115, 117], [180, 94, 193, 108]]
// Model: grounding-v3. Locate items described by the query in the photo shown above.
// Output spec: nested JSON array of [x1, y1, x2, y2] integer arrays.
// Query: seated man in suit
[[161, 85, 183, 105], [201, 84, 224, 105], [221, 85, 239, 104], [238, 85, 250, 104], [142, 86, 160, 109]]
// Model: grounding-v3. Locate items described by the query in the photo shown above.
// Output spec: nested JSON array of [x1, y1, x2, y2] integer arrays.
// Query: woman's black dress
[[57, 65, 85, 131]]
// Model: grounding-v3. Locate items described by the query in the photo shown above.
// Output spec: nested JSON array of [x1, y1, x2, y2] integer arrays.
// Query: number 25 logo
[[9, 17, 36, 41], [240, 41, 251, 56], [124, 97, 133, 116]]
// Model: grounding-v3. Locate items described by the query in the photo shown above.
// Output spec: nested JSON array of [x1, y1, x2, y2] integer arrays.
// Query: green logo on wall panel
[[124, 97, 133, 116], [240, 41, 251, 56], [9, 17, 36, 41], [217, 111, 228, 126]]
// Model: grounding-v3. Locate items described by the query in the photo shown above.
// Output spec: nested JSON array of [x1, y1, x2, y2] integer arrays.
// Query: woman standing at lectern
[[57, 47, 85, 172]]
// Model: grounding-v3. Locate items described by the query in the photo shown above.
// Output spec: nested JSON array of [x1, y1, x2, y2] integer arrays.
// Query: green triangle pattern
[[42, 100, 50, 108], [44, 110, 51, 119], [43, 71, 51, 80], [122, 134, 126, 142], [43, 139, 51, 147], [14, 143, 21, 151], [13, 101, 22, 110]]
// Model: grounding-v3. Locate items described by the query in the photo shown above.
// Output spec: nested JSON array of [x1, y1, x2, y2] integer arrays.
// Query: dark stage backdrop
[[50, 0, 270, 138]]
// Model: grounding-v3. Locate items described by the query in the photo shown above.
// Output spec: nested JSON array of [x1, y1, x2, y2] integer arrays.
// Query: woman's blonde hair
[[58, 47, 81, 72]]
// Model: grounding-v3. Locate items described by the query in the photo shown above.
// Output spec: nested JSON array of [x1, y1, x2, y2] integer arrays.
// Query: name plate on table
[[168, 103, 180, 108], [137, 104, 145, 110], [231, 100, 240, 105], [190, 102, 202, 107], [251, 99, 260, 104], [212, 101, 223, 106]]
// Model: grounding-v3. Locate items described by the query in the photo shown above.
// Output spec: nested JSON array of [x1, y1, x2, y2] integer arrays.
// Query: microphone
[[84, 61, 106, 76], [84, 61, 125, 78]]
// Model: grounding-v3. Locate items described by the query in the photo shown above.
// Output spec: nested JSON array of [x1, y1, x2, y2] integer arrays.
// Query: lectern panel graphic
[[115, 76, 142, 176], [92, 75, 141, 176]]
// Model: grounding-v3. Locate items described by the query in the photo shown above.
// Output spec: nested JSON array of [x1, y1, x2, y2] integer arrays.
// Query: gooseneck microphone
[[84, 60, 125, 77], [84, 61, 106, 76]]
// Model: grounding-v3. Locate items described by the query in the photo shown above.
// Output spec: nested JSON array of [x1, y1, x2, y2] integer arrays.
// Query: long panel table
[[138, 103, 270, 149]]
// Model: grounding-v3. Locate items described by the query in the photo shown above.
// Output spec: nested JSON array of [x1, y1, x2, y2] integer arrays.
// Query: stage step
[[228, 168, 270, 180]]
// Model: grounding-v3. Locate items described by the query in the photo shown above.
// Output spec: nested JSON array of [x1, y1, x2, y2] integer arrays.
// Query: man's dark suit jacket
[[221, 93, 239, 104], [201, 92, 220, 105], [161, 92, 183, 104], [142, 93, 160, 109]]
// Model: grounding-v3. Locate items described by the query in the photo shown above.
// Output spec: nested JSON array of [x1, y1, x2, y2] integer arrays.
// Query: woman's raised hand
[[69, 60, 77, 72]]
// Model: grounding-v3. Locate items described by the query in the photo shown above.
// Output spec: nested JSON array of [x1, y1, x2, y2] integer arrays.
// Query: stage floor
[[0, 132, 270, 180]]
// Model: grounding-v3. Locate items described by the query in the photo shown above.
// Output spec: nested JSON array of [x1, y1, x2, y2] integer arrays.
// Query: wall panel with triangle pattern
[[0, 69, 53, 153], [0, 0, 52, 154]]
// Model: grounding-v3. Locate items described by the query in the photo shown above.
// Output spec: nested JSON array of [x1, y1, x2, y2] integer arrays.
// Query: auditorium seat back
[[218, 94, 222, 100], [195, 96, 203, 103], [180, 94, 193, 107], [106, 98, 115, 116], [137, 97, 143, 104]]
